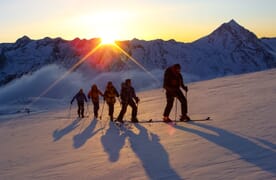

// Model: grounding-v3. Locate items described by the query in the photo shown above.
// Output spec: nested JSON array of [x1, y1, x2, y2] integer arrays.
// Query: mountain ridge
[[0, 19, 275, 86]]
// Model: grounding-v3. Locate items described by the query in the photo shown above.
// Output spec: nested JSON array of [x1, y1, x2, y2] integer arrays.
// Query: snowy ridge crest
[[0, 19, 276, 86]]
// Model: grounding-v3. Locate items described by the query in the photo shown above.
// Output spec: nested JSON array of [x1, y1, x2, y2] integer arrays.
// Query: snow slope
[[0, 69, 276, 180]]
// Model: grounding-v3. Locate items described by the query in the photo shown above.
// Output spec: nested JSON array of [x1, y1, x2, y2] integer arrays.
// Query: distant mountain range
[[0, 19, 276, 86]]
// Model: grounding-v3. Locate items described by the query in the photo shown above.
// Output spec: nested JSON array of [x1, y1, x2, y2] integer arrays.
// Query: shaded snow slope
[[0, 69, 276, 179]]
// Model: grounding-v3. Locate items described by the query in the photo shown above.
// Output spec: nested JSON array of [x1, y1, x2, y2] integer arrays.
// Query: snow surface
[[0, 69, 276, 180]]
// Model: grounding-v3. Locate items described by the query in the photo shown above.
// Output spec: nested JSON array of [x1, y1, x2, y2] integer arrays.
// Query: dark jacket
[[120, 84, 139, 104], [163, 66, 185, 90], [104, 86, 119, 104], [71, 91, 87, 104], [88, 88, 103, 103]]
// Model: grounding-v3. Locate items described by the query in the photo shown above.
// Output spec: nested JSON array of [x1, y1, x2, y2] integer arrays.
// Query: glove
[[135, 97, 140, 104], [183, 86, 188, 92]]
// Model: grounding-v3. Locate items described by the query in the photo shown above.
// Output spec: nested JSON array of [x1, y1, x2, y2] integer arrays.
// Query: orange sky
[[1, 0, 276, 43]]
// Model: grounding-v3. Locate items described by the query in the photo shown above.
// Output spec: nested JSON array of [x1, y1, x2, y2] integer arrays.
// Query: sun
[[93, 12, 124, 45], [100, 35, 116, 45], [99, 29, 119, 45]]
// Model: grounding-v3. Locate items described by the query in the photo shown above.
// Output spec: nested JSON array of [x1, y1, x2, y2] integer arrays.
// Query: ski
[[133, 117, 211, 124], [77, 115, 89, 119]]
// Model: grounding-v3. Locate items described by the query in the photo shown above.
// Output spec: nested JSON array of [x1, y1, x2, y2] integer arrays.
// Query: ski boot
[[163, 116, 172, 123], [131, 117, 139, 123], [180, 115, 191, 122]]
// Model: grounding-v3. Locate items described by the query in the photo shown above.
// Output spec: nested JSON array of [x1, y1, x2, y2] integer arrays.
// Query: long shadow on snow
[[73, 118, 103, 148], [52, 118, 80, 142], [101, 121, 127, 162], [254, 137, 276, 151], [101, 122, 182, 179], [174, 122, 276, 175], [128, 123, 182, 180]]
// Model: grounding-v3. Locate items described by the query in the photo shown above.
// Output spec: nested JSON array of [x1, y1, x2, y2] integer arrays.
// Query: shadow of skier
[[127, 123, 182, 180], [254, 137, 276, 151], [175, 122, 276, 175], [73, 118, 103, 149], [101, 121, 127, 162], [52, 118, 80, 142]]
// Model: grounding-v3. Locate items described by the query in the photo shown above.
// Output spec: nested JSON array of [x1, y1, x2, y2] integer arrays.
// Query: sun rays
[[25, 40, 158, 109], [113, 44, 159, 83], [25, 43, 102, 108]]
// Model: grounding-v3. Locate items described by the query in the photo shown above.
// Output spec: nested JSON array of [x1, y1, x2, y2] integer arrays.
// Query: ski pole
[[68, 104, 72, 119], [174, 97, 177, 122], [99, 100, 106, 135], [59, 103, 72, 129], [99, 100, 105, 120], [86, 101, 89, 117], [185, 90, 187, 100], [185, 90, 188, 114], [117, 97, 122, 106]]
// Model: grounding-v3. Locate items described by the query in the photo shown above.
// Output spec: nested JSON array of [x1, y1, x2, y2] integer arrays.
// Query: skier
[[87, 84, 104, 118], [104, 81, 119, 121], [163, 64, 190, 122], [116, 79, 140, 123], [71, 89, 88, 118]]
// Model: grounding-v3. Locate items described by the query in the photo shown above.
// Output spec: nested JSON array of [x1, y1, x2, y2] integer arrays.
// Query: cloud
[[0, 64, 198, 115], [0, 64, 162, 104], [0, 64, 82, 104]]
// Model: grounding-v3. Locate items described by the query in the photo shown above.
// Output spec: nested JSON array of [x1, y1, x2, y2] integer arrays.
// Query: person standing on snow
[[71, 89, 88, 118], [116, 79, 140, 123], [163, 64, 190, 122], [87, 84, 104, 118], [104, 81, 119, 121]]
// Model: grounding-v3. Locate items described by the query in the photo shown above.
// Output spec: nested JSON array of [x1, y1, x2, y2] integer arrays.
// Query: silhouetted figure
[[87, 84, 103, 118], [71, 89, 87, 118], [163, 64, 189, 122], [116, 79, 139, 123], [104, 81, 119, 121]]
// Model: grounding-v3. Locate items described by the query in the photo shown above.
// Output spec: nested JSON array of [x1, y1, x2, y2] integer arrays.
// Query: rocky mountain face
[[0, 19, 275, 86]]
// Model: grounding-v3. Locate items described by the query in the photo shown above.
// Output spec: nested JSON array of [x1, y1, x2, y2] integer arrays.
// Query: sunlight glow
[[92, 11, 126, 45], [26, 39, 159, 109], [100, 35, 116, 45]]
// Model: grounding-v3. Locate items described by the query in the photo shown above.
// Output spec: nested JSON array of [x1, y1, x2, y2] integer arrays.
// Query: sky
[[1, 0, 276, 43]]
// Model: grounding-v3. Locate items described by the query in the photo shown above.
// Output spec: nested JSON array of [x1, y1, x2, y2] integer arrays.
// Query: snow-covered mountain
[[261, 37, 276, 53], [0, 19, 276, 86]]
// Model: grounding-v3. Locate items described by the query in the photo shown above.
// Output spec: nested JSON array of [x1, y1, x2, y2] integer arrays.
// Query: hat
[[174, 64, 181, 69]]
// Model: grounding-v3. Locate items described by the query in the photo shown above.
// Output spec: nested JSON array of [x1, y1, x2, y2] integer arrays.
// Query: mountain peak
[[228, 19, 239, 26], [203, 19, 258, 42], [17, 35, 31, 41], [219, 19, 245, 33], [15, 35, 32, 45]]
